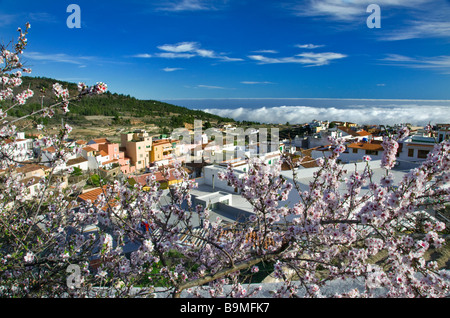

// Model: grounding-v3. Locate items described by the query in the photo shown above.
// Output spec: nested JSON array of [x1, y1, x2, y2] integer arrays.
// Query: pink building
[[86, 138, 135, 174]]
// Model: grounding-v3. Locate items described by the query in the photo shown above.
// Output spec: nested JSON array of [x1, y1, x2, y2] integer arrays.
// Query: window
[[418, 150, 429, 159], [365, 150, 378, 156], [408, 149, 414, 157], [352, 148, 358, 154]]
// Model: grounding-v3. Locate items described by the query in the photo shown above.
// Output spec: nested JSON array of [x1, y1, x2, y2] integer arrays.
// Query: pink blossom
[[24, 252, 34, 263], [381, 136, 399, 169]]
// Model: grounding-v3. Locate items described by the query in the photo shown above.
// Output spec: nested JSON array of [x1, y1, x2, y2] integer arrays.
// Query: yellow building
[[150, 139, 180, 165], [120, 130, 152, 171]]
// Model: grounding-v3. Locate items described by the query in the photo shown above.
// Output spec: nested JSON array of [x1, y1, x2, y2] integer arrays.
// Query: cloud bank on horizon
[[202, 104, 450, 126]]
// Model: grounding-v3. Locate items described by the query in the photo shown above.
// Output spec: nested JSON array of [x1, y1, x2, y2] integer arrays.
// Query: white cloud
[[381, 54, 450, 73], [219, 56, 245, 62], [162, 67, 184, 72], [132, 53, 152, 58], [290, 0, 435, 21], [156, 52, 196, 59], [158, 42, 198, 53], [381, 54, 416, 63], [295, 44, 325, 49], [297, 52, 347, 66], [252, 49, 279, 54], [155, 0, 219, 12], [248, 52, 347, 66], [382, 21, 450, 41], [241, 81, 274, 85], [203, 104, 450, 125], [197, 84, 229, 89], [195, 48, 216, 58], [290, 0, 367, 21], [289, 0, 450, 40], [155, 41, 242, 61], [23, 51, 94, 65]]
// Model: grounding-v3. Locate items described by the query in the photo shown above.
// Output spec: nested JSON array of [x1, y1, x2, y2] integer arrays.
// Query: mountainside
[[10, 76, 236, 129]]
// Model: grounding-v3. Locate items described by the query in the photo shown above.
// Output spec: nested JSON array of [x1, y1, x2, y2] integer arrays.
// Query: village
[[3, 120, 450, 226]]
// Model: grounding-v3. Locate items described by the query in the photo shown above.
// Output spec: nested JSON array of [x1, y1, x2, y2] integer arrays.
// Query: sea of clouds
[[200, 103, 450, 126]]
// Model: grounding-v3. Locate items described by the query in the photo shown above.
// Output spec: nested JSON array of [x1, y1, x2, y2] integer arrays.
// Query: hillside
[[7, 76, 236, 141]]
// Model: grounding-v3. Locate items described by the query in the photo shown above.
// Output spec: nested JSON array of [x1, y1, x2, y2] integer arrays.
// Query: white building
[[2, 132, 34, 163], [340, 141, 385, 163], [398, 134, 436, 164], [336, 126, 373, 142], [66, 157, 89, 171]]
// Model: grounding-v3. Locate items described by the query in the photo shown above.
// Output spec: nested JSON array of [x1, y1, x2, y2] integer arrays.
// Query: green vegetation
[[8, 76, 236, 128], [86, 174, 102, 187]]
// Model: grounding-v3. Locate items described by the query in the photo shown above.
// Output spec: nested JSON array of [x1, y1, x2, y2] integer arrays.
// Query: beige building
[[120, 130, 152, 171]]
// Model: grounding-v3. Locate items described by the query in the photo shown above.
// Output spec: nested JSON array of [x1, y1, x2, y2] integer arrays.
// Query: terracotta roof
[[314, 144, 333, 151], [77, 186, 119, 213], [281, 154, 319, 170], [101, 159, 119, 166], [97, 150, 108, 157], [338, 126, 372, 137], [16, 164, 49, 174], [347, 142, 384, 151], [82, 146, 96, 152], [78, 187, 106, 202], [265, 152, 281, 159], [42, 146, 56, 153], [78, 186, 116, 203], [356, 131, 372, 137], [66, 157, 88, 166], [299, 156, 319, 168]]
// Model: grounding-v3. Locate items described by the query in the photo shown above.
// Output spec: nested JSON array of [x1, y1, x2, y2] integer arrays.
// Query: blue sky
[[1, 0, 450, 100]]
